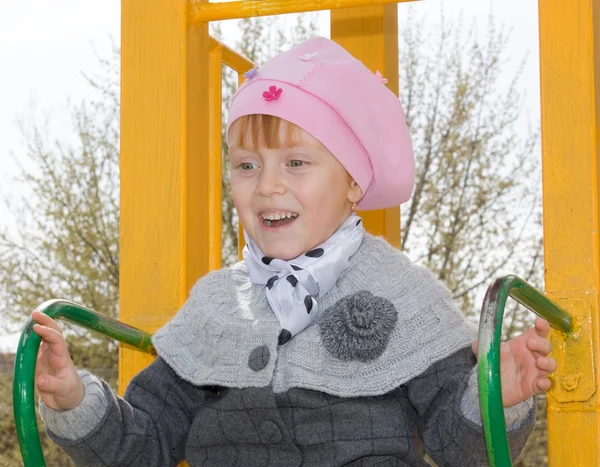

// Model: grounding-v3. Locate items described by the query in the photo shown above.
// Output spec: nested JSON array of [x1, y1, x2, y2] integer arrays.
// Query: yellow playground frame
[[119, 1, 599, 464]]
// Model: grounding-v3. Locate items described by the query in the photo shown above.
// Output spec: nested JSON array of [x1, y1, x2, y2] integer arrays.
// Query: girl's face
[[229, 117, 362, 260]]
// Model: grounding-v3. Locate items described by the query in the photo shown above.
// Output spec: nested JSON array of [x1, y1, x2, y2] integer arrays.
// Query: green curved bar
[[13, 300, 156, 467], [477, 275, 572, 467]]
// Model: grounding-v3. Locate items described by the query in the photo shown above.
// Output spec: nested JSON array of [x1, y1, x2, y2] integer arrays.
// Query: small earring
[[351, 201, 357, 212]]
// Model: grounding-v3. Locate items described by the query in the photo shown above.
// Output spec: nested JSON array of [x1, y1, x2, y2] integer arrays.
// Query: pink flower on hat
[[263, 85, 283, 101]]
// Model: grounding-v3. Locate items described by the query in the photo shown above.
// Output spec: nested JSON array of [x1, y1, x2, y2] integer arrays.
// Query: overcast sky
[[0, 0, 539, 350]]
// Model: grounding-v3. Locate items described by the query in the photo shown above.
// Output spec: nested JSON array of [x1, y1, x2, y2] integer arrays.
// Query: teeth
[[261, 211, 298, 221]]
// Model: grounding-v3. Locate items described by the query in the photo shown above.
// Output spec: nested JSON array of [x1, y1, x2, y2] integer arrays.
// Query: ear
[[347, 177, 363, 204]]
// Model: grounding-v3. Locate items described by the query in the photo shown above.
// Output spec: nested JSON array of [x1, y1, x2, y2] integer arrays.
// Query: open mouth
[[261, 211, 299, 228]]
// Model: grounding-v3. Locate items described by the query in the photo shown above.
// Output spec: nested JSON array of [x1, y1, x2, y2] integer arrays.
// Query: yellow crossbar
[[209, 36, 256, 74], [190, 0, 418, 23]]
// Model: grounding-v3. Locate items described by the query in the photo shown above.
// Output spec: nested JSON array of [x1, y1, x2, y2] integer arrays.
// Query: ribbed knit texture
[[461, 366, 535, 429], [39, 370, 108, 440], [153, 233, 478, 397]]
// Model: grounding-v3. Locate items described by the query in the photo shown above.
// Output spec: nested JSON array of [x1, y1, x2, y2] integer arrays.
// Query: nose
[[256, 165, 286, 197]]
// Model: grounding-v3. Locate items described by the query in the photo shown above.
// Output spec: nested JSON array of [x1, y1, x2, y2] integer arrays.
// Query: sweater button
[[248, 345, 270, 371], [259, 420, 282, 443]]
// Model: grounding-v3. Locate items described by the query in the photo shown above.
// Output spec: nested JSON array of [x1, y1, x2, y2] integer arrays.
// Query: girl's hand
[[473, 318, 557, 407], [32, 311, 84, 410]]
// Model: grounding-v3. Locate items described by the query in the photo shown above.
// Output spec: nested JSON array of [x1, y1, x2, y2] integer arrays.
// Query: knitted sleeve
[[407, 346, 535, 466], [460, 367, 535, 429], [40, 370, 109, 440], [42, 357, 216, 467]]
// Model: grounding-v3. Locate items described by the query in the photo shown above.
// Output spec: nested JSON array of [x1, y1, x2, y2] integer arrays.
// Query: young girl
[[32, 36, 555, 466]]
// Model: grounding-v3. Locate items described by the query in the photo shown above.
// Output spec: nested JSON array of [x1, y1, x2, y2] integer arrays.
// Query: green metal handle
[[12, 299, 156, 467], [478, 275, 573, 467]]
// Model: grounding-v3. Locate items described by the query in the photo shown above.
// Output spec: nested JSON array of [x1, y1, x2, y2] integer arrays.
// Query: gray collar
[[152, 234, 476, 397]]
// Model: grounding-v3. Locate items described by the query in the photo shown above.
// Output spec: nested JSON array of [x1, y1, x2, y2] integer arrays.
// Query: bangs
[[230, 115, 303, 150]]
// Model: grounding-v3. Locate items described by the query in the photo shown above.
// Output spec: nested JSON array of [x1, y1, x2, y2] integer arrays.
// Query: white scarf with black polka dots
[[243, 214, 364, 345]]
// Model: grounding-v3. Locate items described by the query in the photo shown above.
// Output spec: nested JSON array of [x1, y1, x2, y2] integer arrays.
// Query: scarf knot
[[243, 214, 364, 344]]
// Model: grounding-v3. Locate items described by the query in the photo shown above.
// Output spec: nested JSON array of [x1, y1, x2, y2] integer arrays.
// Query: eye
[[289, 160, 304, 168], [239, 162, 257, 170]]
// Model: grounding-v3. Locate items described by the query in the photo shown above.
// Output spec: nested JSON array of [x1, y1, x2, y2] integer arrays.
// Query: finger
[[32, 324, 70, 360], [33, 323, 65, 344], [37, 341, 47, 358], [527, 336, 552, 355], [35, 350, 53, 379], [535, 318, 550, 338], [37, 341, 57, 370], [471, 340, 478, 355], [36, 374, 70, 395], [537, 356, 557, 374], [36, 344, 54, 366], [534, 376, 552, 393], [32, 311, 64, 335]]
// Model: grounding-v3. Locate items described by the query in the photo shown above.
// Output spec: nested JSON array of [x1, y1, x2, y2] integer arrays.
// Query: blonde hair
[[229, 114, 303, 150]]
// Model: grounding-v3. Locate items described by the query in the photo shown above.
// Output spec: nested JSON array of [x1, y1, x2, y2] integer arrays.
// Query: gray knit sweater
[[41, 234, 534, 466]]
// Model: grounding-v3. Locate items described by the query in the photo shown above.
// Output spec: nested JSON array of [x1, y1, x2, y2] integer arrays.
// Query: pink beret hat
[[226, 36, 415, 210]]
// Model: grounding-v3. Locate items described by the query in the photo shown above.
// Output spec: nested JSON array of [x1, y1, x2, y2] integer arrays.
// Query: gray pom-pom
[[319, 291, 398, 362]]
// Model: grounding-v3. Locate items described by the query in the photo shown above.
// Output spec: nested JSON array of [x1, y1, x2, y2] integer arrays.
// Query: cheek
[[302, 175, 348, 206], [296, 188, 346, 224], [230, 183, 248, 214]]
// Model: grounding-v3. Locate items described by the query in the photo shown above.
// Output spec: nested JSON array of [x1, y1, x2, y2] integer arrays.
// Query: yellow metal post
[[207, 36, 256, 260], [209, 44, 223, 271], [331, 5, 401, 247], [539, 1, 600, 464], [120, 0, 211, 390]]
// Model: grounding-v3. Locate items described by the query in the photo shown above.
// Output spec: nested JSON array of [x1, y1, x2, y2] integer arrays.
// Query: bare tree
[[0, 46, 120, 465], [399, 11, 542, 322], [398, 11, 546, 465]]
